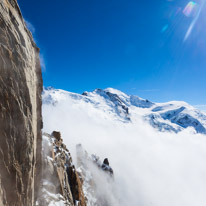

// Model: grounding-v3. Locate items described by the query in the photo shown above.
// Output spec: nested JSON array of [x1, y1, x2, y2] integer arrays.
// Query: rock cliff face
[[0, 0, 43, 205], [39, 132, 87, 206], [0, 1, 115, 205]]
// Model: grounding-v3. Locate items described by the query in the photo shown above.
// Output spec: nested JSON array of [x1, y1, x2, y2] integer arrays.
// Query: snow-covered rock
[[37, 132, 87, 206]]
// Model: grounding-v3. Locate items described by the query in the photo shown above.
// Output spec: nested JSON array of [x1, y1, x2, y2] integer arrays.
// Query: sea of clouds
[[43, 97, 206, 206]]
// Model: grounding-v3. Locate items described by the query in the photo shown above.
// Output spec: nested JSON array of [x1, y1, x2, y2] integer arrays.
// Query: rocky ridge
[[37, 132, 114, 206], [37, 132, 87, 206]]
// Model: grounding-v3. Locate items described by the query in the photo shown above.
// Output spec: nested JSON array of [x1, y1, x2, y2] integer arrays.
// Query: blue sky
[[18, 0, 206, 108]]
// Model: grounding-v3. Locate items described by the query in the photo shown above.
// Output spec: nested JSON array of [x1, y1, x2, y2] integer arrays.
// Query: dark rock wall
[[0, 0, 43, 205]]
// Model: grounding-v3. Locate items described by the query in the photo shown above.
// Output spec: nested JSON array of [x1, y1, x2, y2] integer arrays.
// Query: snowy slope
[[42, 87, 206, 206], [42, 87, 206, 134]]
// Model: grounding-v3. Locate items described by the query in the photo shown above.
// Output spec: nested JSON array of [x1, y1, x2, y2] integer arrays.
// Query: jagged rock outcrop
[[101, 158, 113, 175], [76, 144, 115, 206], [39, 133, 115, 206], [0, 0, 43, 205], [38, 132, 87, 206]]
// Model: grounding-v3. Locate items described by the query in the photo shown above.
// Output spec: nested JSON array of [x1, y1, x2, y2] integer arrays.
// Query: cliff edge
[[0, 0, 43, 205]]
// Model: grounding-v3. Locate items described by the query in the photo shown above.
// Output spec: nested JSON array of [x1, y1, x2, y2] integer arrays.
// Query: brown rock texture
[[67, 165, 87, 206], [39, 132, 87, 206], [0, 0, 43, 205]]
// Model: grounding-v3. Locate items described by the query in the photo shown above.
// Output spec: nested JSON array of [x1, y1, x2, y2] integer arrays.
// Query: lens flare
[[183, 1, 199, 17], [183, 1, 205, 41], [161, 24, 169, 33]]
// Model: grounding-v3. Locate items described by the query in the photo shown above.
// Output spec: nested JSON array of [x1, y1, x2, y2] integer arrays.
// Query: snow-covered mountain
[[43, 87, 206, 135], [42, 87, 206, 206]]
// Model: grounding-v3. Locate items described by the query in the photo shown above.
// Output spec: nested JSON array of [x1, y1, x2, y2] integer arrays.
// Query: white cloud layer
[[43, 98, 206, 206]]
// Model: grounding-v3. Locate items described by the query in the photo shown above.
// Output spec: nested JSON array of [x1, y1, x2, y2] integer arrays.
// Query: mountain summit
[[43, 87, 206, 134], [42, 87, 206, 206]]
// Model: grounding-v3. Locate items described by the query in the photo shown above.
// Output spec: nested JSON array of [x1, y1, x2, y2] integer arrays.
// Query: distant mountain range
[[43, 87, 206, 135]]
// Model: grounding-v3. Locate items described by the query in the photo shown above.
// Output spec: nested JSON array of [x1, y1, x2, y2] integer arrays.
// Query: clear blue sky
[[18, 0, 206, 107]]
